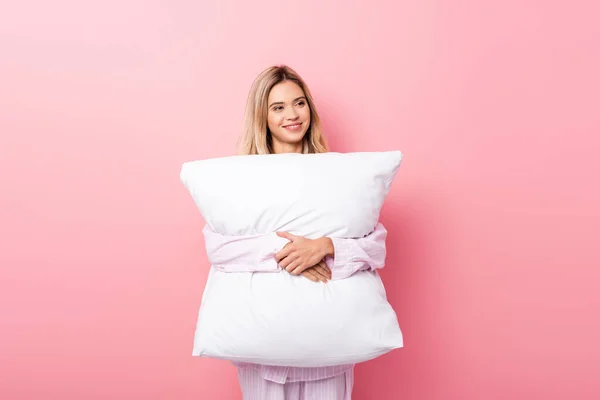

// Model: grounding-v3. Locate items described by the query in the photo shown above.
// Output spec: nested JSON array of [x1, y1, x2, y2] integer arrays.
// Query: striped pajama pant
[[237, 368, 354, 400]]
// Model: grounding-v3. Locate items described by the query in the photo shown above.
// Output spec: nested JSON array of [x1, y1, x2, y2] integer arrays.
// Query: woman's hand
[[300, 261, 332, 283], [275, 232, 334, 276]]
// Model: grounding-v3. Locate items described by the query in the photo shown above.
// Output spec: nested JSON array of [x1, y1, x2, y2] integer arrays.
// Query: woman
[[212, 65, 388, 399]]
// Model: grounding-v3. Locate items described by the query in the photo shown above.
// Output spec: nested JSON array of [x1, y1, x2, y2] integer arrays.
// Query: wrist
[[319, 237, 334, 258]]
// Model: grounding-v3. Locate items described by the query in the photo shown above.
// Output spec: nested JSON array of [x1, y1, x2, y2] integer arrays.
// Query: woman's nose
[[285, 108, 299, 120]]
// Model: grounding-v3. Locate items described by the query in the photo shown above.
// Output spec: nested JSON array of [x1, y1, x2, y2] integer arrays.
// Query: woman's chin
[[274, 131, 307, 144]]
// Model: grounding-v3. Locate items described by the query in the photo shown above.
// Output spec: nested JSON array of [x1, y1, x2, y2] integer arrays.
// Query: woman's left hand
[[275, 232, 334, 275]]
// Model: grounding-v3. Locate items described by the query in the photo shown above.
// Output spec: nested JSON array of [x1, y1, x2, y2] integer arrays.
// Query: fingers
[[276, 231, 297, 241], [281, 255, 310, 275], [281, 258, 331, 282], [302, 268, 327, 283], [314, 268, 331, 283], [275, 243, 294, 263], [313, 263, 332, 280], [301, 269, 319, 282], [312, 263, 331, 281], [290, 259, 314, 275], [287, 260, 307, 275]]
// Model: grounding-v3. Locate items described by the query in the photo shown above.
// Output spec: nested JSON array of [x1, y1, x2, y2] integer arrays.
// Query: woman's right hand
[[300, 260, 331, 283]]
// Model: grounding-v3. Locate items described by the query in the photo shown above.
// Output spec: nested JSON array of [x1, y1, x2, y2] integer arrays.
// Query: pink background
[[1, 1, 599, 399]]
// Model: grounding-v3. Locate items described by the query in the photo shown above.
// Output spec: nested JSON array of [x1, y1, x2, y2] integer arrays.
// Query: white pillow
[[180, 151, 404, 367]]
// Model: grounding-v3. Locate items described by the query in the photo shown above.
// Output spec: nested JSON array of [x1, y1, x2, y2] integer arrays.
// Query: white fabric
[[180, 151, 404, 367], [180, 151, 402, 239]]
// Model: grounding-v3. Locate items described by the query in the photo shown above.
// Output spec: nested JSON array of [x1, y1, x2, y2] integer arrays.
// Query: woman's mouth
[[283, 123, 303, 132]]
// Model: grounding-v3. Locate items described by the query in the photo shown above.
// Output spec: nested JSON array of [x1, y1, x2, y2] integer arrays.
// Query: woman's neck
[[272, 140, 303, 154]]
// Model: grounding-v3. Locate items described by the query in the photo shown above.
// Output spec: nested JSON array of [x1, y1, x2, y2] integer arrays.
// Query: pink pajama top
[[202, 223, 388, 384]]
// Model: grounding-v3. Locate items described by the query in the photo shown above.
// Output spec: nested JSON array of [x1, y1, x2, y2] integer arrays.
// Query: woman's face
[[267, 80, 311, 153]]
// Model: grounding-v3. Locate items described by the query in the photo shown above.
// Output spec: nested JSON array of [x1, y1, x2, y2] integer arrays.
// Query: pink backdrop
[[1, 1, 599, 399]]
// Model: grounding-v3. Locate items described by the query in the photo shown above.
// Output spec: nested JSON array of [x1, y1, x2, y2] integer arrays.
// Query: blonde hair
[[237, 65, 328, 155]]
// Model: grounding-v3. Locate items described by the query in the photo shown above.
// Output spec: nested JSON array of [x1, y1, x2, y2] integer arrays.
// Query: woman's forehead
[[268, 81, 305, 102]]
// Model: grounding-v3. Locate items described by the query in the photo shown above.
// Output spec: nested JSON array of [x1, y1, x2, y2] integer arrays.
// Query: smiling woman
[[214, 65, 392, 400], [267, 82, 311, 154], [237, 65, 328, 155]]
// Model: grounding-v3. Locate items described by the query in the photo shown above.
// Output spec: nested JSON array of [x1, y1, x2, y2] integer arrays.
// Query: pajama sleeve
[[202, 224, 289, 273], [325, 223, 388, 280]]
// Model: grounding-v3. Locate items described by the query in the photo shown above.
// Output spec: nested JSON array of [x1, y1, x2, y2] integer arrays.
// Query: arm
[[324, 223, 388, 280], [275, 223, 388, 280], [202, 224, 289, 273]]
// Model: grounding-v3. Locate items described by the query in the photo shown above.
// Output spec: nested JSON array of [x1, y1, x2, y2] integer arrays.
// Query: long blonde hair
[[237, 65, 328, 155]]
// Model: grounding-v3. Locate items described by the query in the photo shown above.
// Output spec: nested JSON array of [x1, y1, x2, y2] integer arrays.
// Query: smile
[[283, 123, 303, 131]]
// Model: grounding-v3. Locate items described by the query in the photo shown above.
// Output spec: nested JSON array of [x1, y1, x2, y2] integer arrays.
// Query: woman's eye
[[273, 106, 283, 111], [296, 101, 306, 107]]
